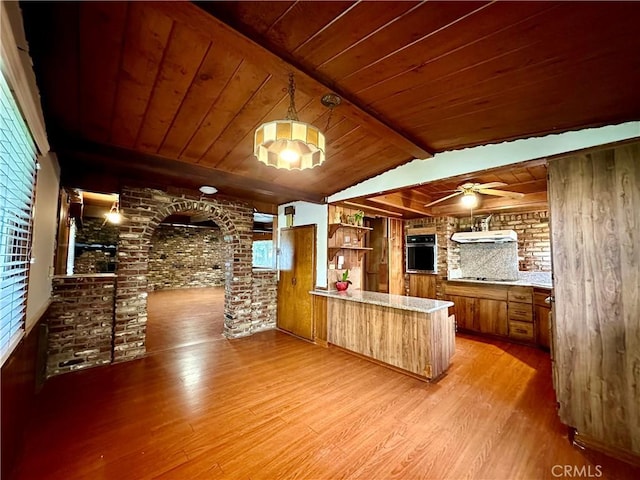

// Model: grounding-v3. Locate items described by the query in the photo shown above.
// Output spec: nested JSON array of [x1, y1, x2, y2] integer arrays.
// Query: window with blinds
[[0, 71, 37, 359]]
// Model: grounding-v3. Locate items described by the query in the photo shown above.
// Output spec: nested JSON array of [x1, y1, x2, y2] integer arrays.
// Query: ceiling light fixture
[[460, 192, 478, 208], [254, 73, 332, 170], [199, 185, 218, 195]]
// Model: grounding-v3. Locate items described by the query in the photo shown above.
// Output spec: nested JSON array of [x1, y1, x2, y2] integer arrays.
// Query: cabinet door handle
[[291, 277, 297, 286]]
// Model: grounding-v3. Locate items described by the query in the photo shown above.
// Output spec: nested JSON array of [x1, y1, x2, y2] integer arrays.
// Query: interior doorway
[[145, 213, 229, 353]]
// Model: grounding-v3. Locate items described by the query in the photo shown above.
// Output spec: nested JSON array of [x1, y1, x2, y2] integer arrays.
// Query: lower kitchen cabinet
[[408, 274, 437, 298], [445, 281, 548, 348], [447, 294, 478, 331], [478, 299, 508, 336], [534, 288, 552, 349], [445, 283, 508, 337]]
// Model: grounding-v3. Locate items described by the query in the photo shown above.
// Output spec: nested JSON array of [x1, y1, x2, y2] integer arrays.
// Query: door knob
[[292, 277, 297, 286]]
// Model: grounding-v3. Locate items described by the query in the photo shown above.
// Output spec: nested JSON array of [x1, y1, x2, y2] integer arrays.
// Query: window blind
[[0, 70, 37, 359]]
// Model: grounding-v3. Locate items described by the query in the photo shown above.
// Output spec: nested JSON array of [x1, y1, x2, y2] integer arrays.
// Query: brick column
[[251, 269, 278, 331]]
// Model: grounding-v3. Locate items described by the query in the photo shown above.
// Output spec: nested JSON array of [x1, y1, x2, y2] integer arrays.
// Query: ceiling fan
[[424, 182, 525, 207]]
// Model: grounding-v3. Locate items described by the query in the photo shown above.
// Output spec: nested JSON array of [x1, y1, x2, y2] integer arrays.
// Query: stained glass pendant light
[[254, 73, 326, 170]]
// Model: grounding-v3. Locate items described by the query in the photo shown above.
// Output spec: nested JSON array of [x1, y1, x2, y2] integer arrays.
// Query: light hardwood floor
[[146, 287, 225, 353], [10, 290, 639, 479]]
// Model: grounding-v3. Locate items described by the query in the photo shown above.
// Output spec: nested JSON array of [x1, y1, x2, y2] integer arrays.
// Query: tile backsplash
[[459, 242, 519, 280]]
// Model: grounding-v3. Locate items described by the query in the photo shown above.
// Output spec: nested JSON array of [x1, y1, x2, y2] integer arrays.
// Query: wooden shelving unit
[[328, 246, 373, 261], [328, 223, 373, 260], [328, 223, 373, 240]]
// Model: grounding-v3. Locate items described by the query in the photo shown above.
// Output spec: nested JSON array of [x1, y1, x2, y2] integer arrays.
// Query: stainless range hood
[[451, 230, 518, 243]]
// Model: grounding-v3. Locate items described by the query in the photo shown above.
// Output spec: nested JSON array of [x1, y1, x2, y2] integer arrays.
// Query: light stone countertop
[[310, 289, 453, 314], [447, 271, 552, 289]]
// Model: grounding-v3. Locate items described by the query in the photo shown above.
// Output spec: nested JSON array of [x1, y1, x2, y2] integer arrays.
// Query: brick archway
[[113, 188, 255, 362]]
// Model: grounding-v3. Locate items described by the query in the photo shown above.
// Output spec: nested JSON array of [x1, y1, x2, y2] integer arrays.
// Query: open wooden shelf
[[328, 223, 373, 239], [328, 246, 373, 261]]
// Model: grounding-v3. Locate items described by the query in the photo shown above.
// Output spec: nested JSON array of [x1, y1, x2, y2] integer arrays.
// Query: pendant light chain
[[285, 73, 299, 121]]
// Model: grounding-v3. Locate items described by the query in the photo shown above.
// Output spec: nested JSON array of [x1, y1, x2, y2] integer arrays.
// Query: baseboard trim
[[573, 430, 640, 467]]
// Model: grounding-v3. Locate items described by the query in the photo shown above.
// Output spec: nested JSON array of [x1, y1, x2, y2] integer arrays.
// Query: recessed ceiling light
[[199, 186, 217, 195]]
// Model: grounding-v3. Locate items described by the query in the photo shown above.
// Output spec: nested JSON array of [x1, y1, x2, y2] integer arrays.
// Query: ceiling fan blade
[[475, 182, 507, 189], [425, 191, 463, 207], [477, 188, 525, 199]]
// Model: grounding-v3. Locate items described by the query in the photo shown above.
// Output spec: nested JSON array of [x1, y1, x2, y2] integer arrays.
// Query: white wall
[[278, 201, 328, 288], [25, 152, 60, 332], [328, 122, 640, 202]]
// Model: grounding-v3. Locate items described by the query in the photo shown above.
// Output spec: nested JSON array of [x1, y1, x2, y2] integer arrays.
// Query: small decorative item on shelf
[[335, 269, 352, 291], [354, 210, 364, 227]]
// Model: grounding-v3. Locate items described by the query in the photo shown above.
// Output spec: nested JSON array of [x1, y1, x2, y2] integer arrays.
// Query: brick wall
[[74, 218, 118, 274], [456, 210, 551, 271], [148, 224, 227, 290], [404, 216, 457, 299], [251, 269, 277, 331], [46, 274, 115, 377], [114, 187, 256, 362]]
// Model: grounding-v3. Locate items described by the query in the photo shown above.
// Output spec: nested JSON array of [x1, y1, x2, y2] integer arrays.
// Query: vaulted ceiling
[[21, 1, 640, 210]]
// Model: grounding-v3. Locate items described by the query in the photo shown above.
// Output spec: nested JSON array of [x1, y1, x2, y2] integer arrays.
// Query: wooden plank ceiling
[[21, 1, 640, 208], [341, 159, 549, 219]]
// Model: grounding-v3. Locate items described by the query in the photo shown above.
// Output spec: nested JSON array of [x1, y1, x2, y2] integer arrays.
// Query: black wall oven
[[406, 234, 437, 274]]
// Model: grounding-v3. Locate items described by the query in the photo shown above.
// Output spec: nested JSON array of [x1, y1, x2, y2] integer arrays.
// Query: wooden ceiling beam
[[153, 2, 432, 160], [367, 192, 434, 217], [56, 140, 323, 205], [339, 201, 404, 217]]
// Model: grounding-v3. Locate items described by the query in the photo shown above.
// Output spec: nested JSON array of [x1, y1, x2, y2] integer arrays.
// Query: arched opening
[[113, 188, 255, 362], [145, 212, 230, 352]]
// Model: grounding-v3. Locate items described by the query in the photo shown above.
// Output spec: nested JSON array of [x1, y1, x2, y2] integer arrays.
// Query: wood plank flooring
[[10, 292, 640, 479], [146, 287, 225, 353]]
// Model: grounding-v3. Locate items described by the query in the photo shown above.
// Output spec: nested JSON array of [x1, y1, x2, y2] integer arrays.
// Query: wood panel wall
[[1, 316, 47, 479], [548, 142, 640, 459], [388, 218, 404, 295]]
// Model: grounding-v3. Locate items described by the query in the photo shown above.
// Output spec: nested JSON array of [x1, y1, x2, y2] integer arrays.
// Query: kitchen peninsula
[[311, 290, 454, 381]]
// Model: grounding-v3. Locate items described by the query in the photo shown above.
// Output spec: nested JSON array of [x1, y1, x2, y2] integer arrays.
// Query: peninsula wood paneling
[[548, 142, 640, 460], [327, 298, 455, 380]]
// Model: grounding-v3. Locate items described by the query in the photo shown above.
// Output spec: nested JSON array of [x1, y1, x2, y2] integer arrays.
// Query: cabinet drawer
[[509, 320, 534, 340], [508, 302, 533, 322], [508, 286, 533, 303]]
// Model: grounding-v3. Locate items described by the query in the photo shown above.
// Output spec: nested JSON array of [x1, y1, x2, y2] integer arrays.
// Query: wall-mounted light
[[460, 192, 478, 208], [105, 201, 122, 224]]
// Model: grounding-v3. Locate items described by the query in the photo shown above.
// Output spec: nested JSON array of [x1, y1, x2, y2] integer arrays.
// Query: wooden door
[[277, 225, 316, 340], [548, 143, 640, 457], [388, 218, 404, 295]]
